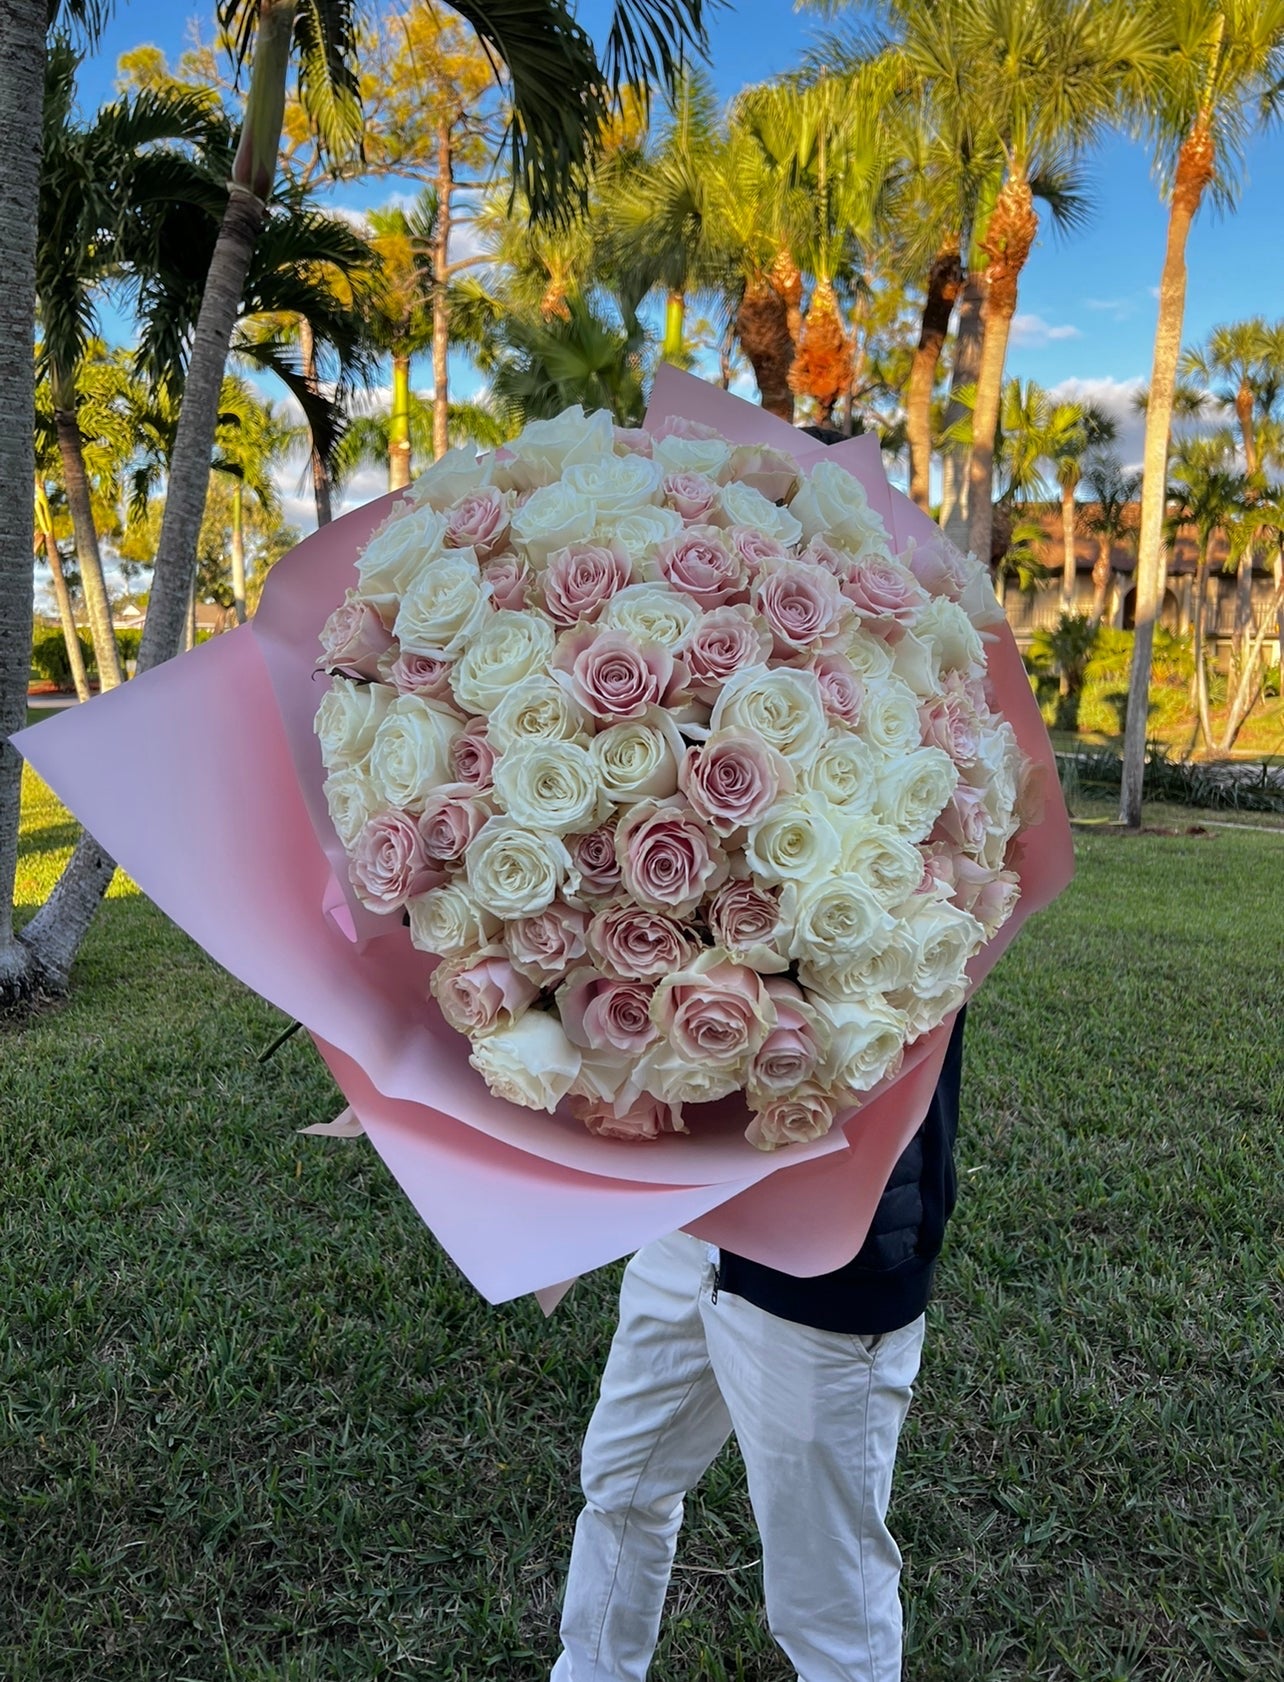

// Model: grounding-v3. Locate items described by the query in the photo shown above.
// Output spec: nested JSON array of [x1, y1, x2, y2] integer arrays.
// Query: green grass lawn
[[3, 755, 1283, 1681]]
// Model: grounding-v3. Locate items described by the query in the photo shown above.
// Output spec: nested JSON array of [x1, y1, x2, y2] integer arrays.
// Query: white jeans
[[550, 1231, 926, 1682]]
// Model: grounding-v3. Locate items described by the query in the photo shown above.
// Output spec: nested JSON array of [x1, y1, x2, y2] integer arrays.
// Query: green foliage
[[5, 763, 1283, 1680], [1063, 627, 1194, 737], [29, 626, 93, 689], [1059, 745, 1284, 814]]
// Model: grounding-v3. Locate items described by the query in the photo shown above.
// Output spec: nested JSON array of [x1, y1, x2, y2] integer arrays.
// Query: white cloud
[[1010, 313, 1083, 347], [1047, 374, 1146, 470]]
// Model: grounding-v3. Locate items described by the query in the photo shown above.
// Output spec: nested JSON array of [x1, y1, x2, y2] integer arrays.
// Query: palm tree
[[1119, 0, 1284, 827], [1081, 450, 1142, 627], [360, 194, 436, 490], [1047, 401, 1118, 610], [32, 480, 91, 702], [211, 377, 299, 624]]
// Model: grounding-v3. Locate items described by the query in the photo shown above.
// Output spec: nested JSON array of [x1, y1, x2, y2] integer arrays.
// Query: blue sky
[[71, 0, 1284, 507]]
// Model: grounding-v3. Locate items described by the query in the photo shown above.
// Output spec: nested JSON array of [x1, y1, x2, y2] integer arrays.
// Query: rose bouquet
[[14, 369, 1071, 1303], [314, 404, 1032, 1152]]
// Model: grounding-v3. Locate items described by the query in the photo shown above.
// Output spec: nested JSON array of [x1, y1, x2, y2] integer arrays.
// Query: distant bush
[[30, 625, 92, 689], [1055, 626, 1195, 737]]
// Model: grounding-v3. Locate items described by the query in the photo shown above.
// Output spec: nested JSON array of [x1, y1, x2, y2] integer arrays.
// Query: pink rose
[[616, 797, 729, 918], [919, 692, 980, 767], [933, 783, 989, 854], [318, 594, 396, 678], [613, 426, 654, 457], [482, 552, 530, 610], [745, 1084, 835, 1150], [662, 471, 720, 524], [542, 541, 633, 627], [418, 784, 493, 868], [503, 901, 589, 984], [750, 978, 828, 1094], [705, 879, 787, 972], [651, 415, 723, 442], [799, 535, 854, 577], [683, 605, 772, 704], [653, 525, 745, 607], [729, 443, 799, 504], [841, 557, 929, 633], [754, 560, 850, 655], [559, 966, 659, 1054], [727, 524, 792, 581], [917, 844, 958, 897], [382, 648, 455, 701], [553, 626, 682, 721], [952, 858, 1020, 936], [586, 902, 701, 981], [901, 536, 969, 600], [652, 949, 775, 1070], [449, 719, 496, 790], [431, 945, 539, 1035], [445, 487, 510, 561], [678, 730, 794, 837], [810, 652, 865, 725], [572, 1091, 681, 1141], [349, 809, 440, 912], [566, 822, 623, 903]]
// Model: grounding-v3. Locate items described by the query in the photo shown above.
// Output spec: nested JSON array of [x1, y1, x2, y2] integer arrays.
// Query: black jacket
[[715, 1008, 966, 1335]]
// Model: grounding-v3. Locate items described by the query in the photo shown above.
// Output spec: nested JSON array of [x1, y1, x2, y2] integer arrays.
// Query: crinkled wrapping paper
[[14, 368, 1073, 1305]]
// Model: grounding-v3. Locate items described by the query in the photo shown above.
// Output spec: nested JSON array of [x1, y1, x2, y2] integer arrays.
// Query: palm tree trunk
[[939, 271, 984, 547], [1219, 571, 1284, 750], [37, 508, 91, 701], [389, 355, 412, 492], [1089, 541, 1113, 626], [735, 273, 794, 421], [52, 375, 123, 691], [431, 119, 452, 463], [907, 242, 962, 512], [1185, 547, 1212, 756], [298, 315, 332, 526], [229, 479, 247, 624], [967, 177, 1038, 570], [1119, 119, 1214, 828], [661, 291, 685, 364], [1060, 483, 1078, 611]]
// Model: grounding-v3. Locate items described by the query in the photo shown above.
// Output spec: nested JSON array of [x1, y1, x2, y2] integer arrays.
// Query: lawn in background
[[3, 760, 1282, 1681]]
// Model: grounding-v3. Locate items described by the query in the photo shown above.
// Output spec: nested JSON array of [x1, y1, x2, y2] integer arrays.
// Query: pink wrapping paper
[[14, 372, 1073, 1303]]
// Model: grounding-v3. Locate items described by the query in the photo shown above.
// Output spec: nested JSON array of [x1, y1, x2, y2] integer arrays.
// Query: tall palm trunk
[[735, 272, 794, 421], [907, 242, 963, 512], [389, 354, 412, 491], [1219, 566, 1284, 750], [967, 176, 1038, 568], [298, 316, 332, 526], [1060, 481, 1079, 611], [1089, 543, 1114, 627], [229, 479, 247, 624], [939, 272, 984, 548], [1185, 541, 1214, 755], [35, 483, 90, 701], [431, 119, 452, 463], [661, 290, 685, 364], [1120, 118, 1215, 828], [51, 370, 123, 690]]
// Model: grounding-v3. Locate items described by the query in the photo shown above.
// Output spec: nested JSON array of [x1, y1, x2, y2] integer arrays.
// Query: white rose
[[891, 629, 941, 697], [813, 994, 908, 1097], [915, 596, 987, 675], [510, 480, 599, 570], [487, 674, 593, 751], [469, 1011, 582, 1112], [875, 747, 959, 842], [804, 728, 882, 817], [599, 582, 702, 651], [778, 873, 895, 961], [595, 504, 686, 562], [407, 883, 502, 957], [411, 445, 494, 512], [322, 765, 383, 848], [836, 818, 925, 906], [563, 453, 663, 519], [491, 739, 609, 835], [368, 694, 463, 809], [495, 407, 615, 492], [590, 710, 683, 803], [888, 897, 984, 1035], [790, 460, 893, 557], [314, 679, 397, 773], [636, 1040, 743, 1106], [841, 629, 895, 683], [714, 479, 802, 549], [448, 610, 556, 717], [797, 934, 915, 999], [958, 556, 1007, 629], [745, 795, 843, 886], [356, 505, 450, 600], [466, 817, 571, 917], [393, 553, 492, 658], [709, 666, 827, 766], [652, 433, 735, 483], [855, 676, 922, 757]]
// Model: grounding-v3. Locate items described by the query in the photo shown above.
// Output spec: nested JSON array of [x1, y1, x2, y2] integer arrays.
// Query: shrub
[[30, 625, 93, 689]]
